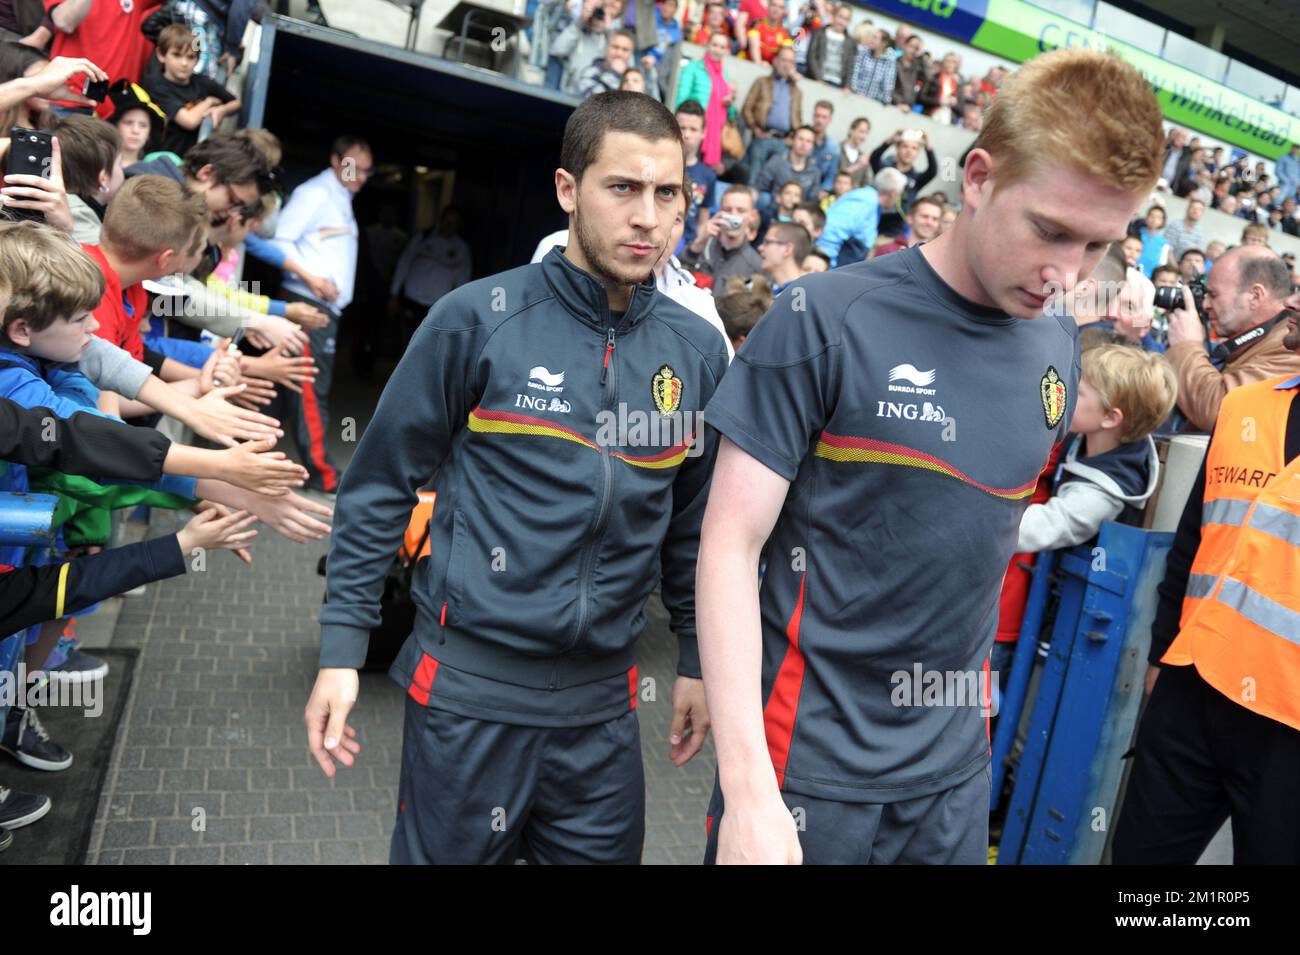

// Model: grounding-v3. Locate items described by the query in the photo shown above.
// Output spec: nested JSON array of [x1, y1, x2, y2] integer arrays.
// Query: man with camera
[[679, 183, 763, 298], [1164, 245, 1300, 432], [551, 0, 616, 97], [869, 127, 937, 238]]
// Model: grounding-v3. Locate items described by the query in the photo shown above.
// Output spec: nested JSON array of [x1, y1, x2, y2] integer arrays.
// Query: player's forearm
[[697, 526, 780, 803]]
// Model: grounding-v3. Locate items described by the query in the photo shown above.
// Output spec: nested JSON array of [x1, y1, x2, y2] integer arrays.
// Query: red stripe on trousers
[[407, 653, 439, 706], [628, 664, 638, 710], [297, 340, 338, 491], [762, 573, 807, 790], [983, 655, 992, 751]]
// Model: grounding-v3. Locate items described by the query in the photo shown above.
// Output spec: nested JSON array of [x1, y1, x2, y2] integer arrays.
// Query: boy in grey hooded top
[[1018, 342, 1178, 552]]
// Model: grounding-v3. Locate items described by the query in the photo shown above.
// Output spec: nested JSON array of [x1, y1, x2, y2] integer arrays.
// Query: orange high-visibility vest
[[400, 491, 437, 562], [1163, 374, 1300, 731]]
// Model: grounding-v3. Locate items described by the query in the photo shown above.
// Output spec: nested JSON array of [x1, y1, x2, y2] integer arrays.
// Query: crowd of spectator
[[533, 0, 1011, 120], [527, 1, 1300, 353], [0, 1, 364, 848], [1159, 126, 1300, 237]]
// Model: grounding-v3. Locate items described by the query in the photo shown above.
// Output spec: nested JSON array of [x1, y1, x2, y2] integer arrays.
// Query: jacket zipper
[[559, 324, 618, 684]]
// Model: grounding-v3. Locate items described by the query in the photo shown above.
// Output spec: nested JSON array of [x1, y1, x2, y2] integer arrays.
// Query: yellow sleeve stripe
[[55, 562, 70, 620]]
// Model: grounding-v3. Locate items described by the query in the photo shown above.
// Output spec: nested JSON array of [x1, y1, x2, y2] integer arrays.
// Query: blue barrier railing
[[997, 522, 1173, 865], [0, 492, 58, 548], [990, 549, 1057, 810]]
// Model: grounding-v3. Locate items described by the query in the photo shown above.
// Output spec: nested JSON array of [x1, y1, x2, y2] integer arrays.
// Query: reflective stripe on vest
[[1214, 577, 1300, 649], [1202, 497, 1252, 528], [1249, 501, 1300, 546], [1178, 376, 1291, 631]]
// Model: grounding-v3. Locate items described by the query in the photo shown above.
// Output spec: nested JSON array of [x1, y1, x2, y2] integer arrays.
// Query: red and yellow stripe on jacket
[[467, 407, 693, 470]]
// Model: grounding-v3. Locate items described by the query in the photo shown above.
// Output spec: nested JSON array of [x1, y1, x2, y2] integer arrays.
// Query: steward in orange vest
[[1114, 309, 1300, 864]]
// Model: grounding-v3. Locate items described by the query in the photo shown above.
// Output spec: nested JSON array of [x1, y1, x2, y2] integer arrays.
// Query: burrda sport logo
[[517, 366, 571, 414], [527, 367, 565, 392], [888, 363, 936, 389], [887, 363, 938, 396], [880, 363, 945, 423]]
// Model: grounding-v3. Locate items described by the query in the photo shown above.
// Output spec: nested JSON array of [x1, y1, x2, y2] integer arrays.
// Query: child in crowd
[[144, 24, 240, 157], [1016, 342, 1177, 555], [821, 170, 854, 212], [98, 80, 169, 167], [991, 342, 1177, 687], [0, 220, 329, 824], [838, 117, 873, 188], [772, 180, 802, 223], [715, 274, 772, 350], [45, 115, 124, 244], [802, 249, 830, 272], [675, 100, 716, 257]]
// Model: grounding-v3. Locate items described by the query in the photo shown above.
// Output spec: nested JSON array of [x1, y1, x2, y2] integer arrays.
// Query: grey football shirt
[[705, 245, 1079, 802]]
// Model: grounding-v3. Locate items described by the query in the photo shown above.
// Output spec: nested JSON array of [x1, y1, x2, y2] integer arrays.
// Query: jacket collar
[[540, 245, 658, 334], [0, 346, 42, 374]]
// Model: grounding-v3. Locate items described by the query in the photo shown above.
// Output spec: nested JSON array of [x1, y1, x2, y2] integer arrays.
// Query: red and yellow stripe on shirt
[[467, 407, 692, 470], [814, 431, 1038, 501]]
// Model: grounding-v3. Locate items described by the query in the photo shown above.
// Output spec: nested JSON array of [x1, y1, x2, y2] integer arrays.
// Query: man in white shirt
[[655, 202, 735, 360], [273, 136, 373, 494], [388, 207, 473, 344]]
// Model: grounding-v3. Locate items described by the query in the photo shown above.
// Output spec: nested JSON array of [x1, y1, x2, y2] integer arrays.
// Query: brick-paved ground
[[88, 364, 715, 865], [89, 507, 714, 865]]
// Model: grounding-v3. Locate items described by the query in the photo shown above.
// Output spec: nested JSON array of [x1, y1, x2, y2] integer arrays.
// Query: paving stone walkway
[[88, 505, 715, 865]]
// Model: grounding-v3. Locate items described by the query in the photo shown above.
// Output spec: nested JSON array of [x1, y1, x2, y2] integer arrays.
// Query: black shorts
[[702, 764, 991, 865], [389, 694, 646, 864]]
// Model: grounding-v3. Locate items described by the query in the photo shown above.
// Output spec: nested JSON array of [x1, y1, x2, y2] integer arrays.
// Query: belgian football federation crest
[[652, 365, 683, 415], [1040, 366, 1067, 429]]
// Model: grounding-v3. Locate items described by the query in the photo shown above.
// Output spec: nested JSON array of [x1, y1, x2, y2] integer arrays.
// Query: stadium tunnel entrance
[[243, 17, 576, 391]]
